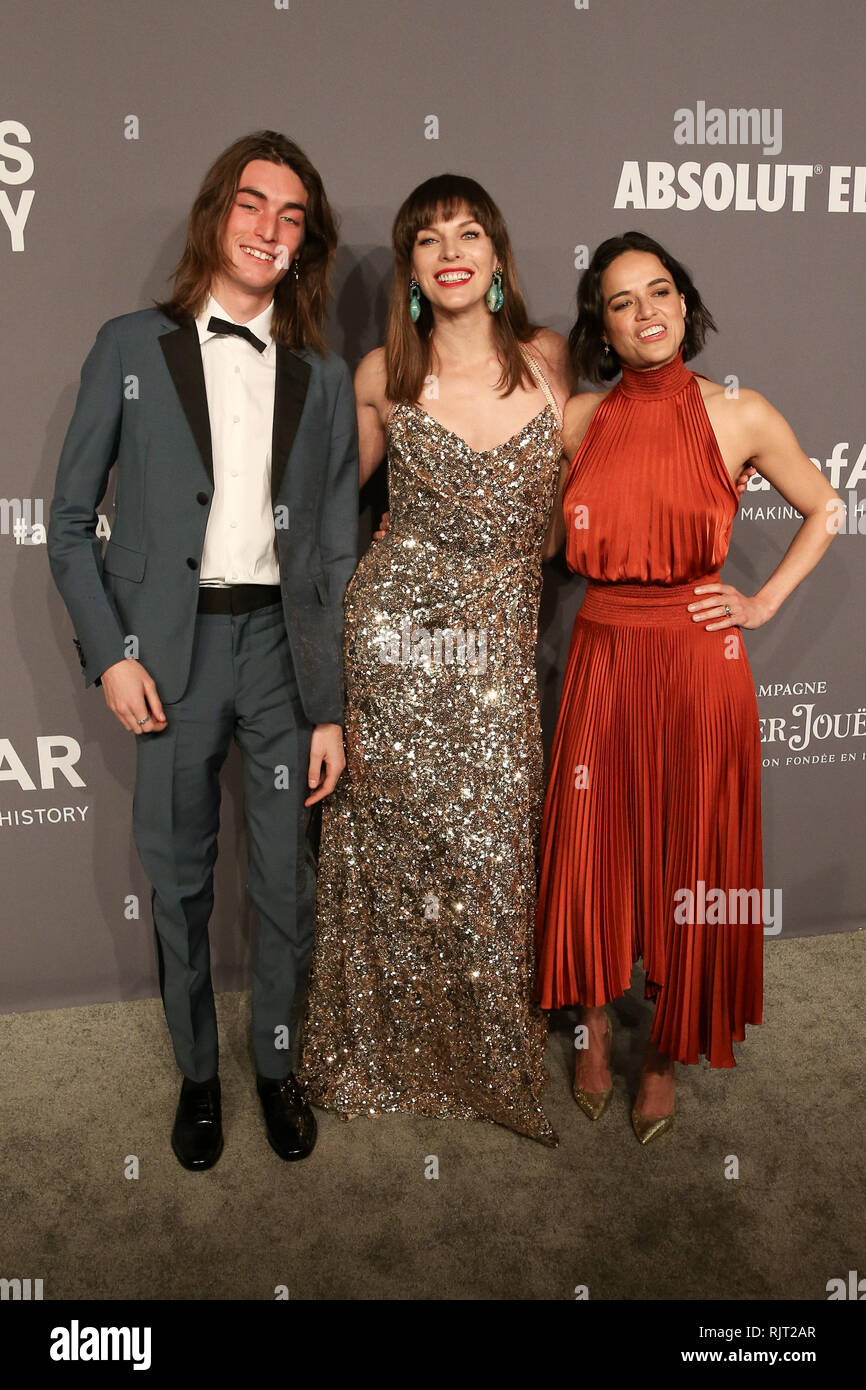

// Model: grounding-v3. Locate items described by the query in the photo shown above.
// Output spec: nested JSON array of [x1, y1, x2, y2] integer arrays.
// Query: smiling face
[[600, 250, 687, 370], [410, 203, 499, 315], [212, 158, 308, 318]]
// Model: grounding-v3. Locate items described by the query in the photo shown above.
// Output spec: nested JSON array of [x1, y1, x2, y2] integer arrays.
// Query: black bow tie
[[207, 316, 267, 353]]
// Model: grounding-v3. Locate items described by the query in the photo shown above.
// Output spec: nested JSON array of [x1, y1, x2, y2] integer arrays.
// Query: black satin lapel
[[271, 345, 311, 503], [158, 317, 214, 486]]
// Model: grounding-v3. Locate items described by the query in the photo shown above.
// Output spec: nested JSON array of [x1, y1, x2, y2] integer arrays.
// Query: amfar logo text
[[740, 442, 866, 529], [0, 737, 85, 790], [0, 735, 91, 829], [0, 120, 34, 251]]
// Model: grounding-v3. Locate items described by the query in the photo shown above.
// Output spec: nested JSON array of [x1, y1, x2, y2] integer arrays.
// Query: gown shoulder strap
[[519, 344, 563, 431]]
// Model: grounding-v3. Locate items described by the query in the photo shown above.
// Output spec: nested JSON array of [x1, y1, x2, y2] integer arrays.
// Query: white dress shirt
[[195, 293, 279, 586]]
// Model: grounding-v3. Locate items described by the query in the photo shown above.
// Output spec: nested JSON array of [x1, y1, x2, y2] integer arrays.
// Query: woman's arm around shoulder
[[541, 390, 605, 562], [354, 347, 391, 488], [527, 326, 576, 407]]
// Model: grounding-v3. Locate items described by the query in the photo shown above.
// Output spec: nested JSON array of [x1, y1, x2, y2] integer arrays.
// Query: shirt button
[[230, 521, 238, 528], [186, 557, 198, 570], [196, 492, 209, 505], [234, 366, 240, 374], [233, 415, 240, 424], [231, 470, 239, 478]]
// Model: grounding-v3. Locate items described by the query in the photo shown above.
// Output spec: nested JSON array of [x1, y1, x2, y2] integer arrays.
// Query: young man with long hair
[[49, 131, 359, 1169]]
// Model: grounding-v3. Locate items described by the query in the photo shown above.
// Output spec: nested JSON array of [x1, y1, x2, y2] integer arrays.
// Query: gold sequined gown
[[298, 353, 562, 1146]]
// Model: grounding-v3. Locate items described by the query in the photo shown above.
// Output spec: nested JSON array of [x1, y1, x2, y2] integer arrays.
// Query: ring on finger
[[136, 716, 150, 726], [724, 604, 732, 617]]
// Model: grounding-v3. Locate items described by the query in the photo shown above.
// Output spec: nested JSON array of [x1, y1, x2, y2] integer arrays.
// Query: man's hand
[[736, 464, 757, 496], [305, 722, 346, 806], [372, 510, 390, 541], [101, 658, 167, 734]]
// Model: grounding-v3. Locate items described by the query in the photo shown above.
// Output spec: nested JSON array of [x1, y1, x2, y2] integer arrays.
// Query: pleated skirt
[[534, 575, 763, 1067]]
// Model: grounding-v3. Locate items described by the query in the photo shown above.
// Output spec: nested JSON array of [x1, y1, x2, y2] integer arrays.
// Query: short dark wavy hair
[[568, 230, 717, 384]]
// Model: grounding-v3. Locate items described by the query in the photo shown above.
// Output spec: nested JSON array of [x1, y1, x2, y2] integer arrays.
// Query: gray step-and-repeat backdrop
[[1, 1, 863, 1013]]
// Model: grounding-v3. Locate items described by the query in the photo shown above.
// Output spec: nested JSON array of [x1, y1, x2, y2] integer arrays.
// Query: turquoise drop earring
[[409, 278, 422, 323], [485, 268, 504, 313]]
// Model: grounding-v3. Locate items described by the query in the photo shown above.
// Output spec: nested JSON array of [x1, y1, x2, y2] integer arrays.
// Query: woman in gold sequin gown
[[297, 176, 570, 1145]]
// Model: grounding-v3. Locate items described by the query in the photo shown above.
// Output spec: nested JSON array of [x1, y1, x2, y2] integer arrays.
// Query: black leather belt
[[197, 585, 281, 615]]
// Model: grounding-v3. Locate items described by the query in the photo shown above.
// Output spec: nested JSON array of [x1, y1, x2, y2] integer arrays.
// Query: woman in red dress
[[536, 231, 838, 1142]]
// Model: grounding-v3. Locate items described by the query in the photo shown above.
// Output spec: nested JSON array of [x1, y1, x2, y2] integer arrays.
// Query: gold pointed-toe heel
[[631, 1105, 675, 1145], [573, 1014, 613, 1121]]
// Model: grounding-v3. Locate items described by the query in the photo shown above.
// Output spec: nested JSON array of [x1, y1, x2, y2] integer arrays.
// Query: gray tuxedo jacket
[[48, 308, 359, 724]]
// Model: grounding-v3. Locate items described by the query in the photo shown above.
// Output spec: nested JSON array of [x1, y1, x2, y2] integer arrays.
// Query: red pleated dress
[[535, 350, 763, 1067]]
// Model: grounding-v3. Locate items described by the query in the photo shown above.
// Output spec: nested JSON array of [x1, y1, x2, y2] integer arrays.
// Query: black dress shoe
[[256, 1072, 317, 1161], [171, 1075, 223, 1171]]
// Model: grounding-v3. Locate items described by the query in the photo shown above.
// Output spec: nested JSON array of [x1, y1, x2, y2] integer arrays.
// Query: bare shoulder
[[527, 327, 572, 392], [562, 389, 605, 457], [354, 346, 388, 405], [695, 374, 779, 424], [564, 389, 605, 429], [697, 369, 772, 411], [528, 326, 568, 372]]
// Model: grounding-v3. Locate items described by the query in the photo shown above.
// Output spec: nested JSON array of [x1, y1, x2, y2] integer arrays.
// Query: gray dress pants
[[132, 602, 315, 1081]]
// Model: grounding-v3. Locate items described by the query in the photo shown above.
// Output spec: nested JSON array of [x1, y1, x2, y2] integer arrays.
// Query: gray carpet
[[1, 932, 862, 1300]]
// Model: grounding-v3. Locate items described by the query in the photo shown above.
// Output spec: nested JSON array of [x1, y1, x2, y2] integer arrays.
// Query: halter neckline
[[618, 349, 692, 400]]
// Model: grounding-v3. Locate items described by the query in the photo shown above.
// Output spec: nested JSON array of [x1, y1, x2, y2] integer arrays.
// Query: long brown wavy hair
[[156, 130, 337, 354], [385, 174, 538, 404]]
